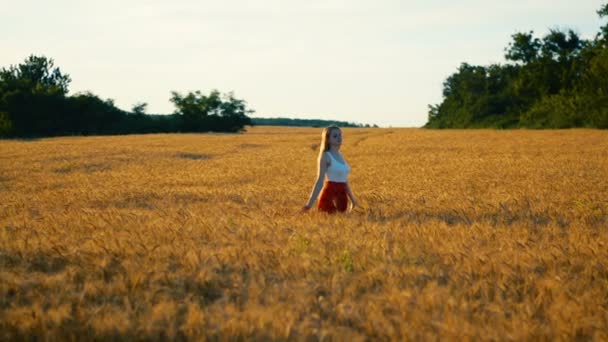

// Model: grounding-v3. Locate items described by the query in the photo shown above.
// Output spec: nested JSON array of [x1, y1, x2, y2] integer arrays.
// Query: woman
[[302, 126, 359, 213]]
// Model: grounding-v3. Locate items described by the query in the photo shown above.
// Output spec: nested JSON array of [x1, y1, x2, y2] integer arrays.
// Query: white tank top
[[325, 151, 350, 183]]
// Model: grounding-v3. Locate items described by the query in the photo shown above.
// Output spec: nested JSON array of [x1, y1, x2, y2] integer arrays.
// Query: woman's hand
[[349, 198, 359, 212]]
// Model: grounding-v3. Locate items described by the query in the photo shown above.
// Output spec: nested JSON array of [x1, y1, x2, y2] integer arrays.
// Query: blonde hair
[[319, 125, 340, 154]]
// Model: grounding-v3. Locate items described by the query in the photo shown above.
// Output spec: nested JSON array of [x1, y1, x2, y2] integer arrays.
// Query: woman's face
[[329, 129, 342, 147]]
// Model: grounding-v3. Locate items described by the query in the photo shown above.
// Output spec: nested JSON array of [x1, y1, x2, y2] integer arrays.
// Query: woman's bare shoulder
[[319, 151, 331, 165]]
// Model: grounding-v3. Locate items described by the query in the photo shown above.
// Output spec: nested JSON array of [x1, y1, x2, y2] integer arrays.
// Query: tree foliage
[[131, 102, 148, 116], [0, 55, 254, 137], [170, 90, 253, 132], [426, 4, 608, 129], [0, 55, 71, 96], [251, 117, 371, 127]]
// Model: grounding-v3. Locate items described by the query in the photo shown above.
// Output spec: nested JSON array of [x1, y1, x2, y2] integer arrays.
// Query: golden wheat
[[1, 127, 607, 340]]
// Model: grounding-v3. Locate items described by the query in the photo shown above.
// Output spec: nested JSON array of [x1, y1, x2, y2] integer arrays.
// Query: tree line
[[251, 117, 377, 128], [0, 56, 253, 137], [425, 4, 608, 129]]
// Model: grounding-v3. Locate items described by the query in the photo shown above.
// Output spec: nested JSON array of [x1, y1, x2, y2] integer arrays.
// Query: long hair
[[319, 125, 340, 154]]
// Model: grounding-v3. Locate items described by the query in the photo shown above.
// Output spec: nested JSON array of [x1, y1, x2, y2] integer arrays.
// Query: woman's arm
[[303, 153, 329, 210], [346, 181, 358, 209]]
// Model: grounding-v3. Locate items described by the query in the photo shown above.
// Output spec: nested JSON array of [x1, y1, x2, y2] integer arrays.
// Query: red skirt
[[318, 181, 348, 214]]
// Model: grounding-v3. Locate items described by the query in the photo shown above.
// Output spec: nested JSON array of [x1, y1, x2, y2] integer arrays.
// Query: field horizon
[[1, 126, 607, 340]]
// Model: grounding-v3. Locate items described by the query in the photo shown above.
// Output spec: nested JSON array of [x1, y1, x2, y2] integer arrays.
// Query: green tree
[[505, 31, 541, 64], [170, 90, 252, 132], [540, 29, 582, 62], [0, 55, 73, 136], [598, 4, 608, 43], [0, 55, 71, 95], [426, 3, 608, 129], [131, 102, 148, 115]]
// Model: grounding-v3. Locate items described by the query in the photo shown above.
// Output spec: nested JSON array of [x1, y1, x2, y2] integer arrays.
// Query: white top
[[325, 151, 350, 183]]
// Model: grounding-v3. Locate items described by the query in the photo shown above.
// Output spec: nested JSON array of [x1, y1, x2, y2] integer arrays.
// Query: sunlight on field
[[1, 126, 607, 340]]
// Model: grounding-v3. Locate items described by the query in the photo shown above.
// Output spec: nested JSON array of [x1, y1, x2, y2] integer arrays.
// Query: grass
[[1, 126, 607, 340]]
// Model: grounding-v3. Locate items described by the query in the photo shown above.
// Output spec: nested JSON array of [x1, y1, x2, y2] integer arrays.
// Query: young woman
[[302, 126, 358, 213]]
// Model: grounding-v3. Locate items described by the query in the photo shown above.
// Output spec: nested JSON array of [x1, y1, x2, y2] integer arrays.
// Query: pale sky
[[2, 0, 605, 127]]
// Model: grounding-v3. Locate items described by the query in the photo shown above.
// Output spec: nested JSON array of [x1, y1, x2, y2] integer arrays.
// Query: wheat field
[[1, 126, 607, 340]]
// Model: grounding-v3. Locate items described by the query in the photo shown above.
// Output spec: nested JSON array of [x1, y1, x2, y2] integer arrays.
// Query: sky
[[1, 0, 606, 127]]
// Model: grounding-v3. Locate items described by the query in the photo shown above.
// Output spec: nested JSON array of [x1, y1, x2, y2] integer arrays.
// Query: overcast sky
[[2, 0, 605, 127]]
